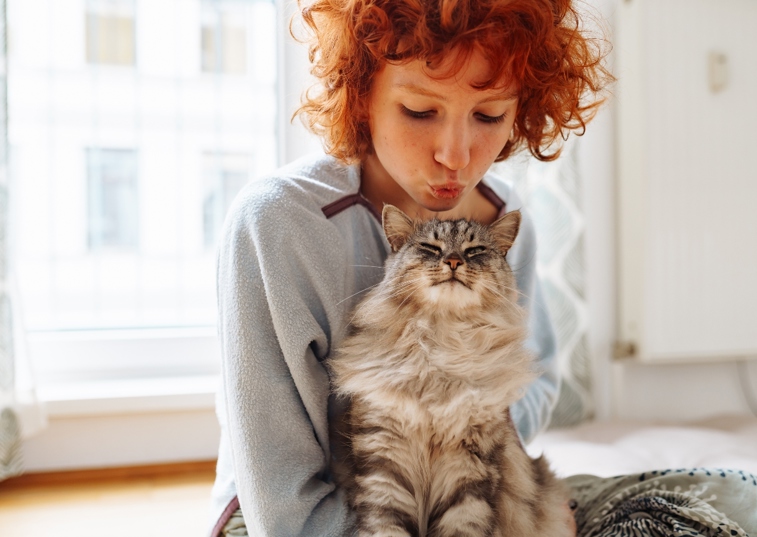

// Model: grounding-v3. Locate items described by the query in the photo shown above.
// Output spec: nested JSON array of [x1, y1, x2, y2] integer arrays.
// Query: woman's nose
[[434, 120, 471, 171]]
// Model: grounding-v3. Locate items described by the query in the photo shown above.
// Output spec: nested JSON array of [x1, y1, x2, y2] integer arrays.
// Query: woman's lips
[[430, 184, 463, 200]]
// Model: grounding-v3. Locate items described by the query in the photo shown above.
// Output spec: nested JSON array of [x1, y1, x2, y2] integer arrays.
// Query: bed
[[525, 414, 757, 534], [528, 414, 757, 478]]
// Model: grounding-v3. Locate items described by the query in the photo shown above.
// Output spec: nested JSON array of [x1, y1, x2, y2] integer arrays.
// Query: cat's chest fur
[[361, 381, 507, 450], [351, 316, 521, 449]]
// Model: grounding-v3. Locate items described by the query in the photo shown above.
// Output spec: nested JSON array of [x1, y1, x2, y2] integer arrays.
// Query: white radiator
[[616, 0, 757, 363]]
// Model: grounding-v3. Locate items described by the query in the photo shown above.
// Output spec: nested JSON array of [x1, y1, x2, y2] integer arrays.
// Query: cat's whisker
[[477, 280, 528, 314], [335, 282, 382, 306], [346, 277, 426, 324], [350, 264, 385, 269]]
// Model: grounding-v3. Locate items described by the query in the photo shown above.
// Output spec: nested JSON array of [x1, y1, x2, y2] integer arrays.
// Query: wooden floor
[[0, 461, 217, 537]]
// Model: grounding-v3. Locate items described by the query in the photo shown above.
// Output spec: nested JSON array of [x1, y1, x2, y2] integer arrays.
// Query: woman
[[209, 1, 757, 536]]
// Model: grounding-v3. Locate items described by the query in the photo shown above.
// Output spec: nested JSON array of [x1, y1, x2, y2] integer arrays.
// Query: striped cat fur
[[328, 205, 572, 537]]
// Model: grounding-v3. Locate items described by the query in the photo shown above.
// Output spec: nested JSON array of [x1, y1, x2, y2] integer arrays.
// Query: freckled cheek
[[394, 126, 427, 156], [475, 128, 510, 161]]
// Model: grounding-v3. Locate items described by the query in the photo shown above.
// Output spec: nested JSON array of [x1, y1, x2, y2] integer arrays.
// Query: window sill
[[38, 374, 219, 418]]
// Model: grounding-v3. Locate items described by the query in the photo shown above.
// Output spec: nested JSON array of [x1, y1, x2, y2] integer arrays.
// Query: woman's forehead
[[377, 54, 518, 100]]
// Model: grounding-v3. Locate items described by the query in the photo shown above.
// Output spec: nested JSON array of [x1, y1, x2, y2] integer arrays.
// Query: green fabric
[[567, 468, 757, 536], [221, 511, 247, 537]]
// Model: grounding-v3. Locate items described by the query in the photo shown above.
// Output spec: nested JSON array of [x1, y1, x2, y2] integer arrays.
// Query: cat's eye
[[419, 242, 443, 255], [464, 246, 487, 257]]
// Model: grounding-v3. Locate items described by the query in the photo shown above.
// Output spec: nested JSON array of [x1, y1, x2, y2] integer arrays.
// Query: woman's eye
[[464, 246, 487, 257], [401, 106, 435, 120], [475, 112, 507, 124], [419, 242, 443, 255]]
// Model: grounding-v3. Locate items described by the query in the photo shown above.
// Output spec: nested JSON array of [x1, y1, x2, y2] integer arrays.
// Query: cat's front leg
[[428, 491, 496, 537], [351, 465, 419, 537]]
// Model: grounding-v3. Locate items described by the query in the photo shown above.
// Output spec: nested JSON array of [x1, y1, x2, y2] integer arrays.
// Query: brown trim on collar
[[321, 183, 506, 221], [211, 496, 241, 537], [322, 193, 382, 222], [476, 181, 507, 216]]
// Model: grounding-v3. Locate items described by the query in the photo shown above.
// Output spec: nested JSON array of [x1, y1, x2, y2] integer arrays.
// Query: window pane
[[10, 0, 278, 331], [86, 0, 135, 65], [202, 152, 250, 248], [87, 148, 139, 250], [201, 2, 248, 74]]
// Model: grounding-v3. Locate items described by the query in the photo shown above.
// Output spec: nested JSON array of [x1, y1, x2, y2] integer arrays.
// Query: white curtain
[[0, 0, 21, 480], [494, 139, 593, 427], [0, 0, 45, 481]]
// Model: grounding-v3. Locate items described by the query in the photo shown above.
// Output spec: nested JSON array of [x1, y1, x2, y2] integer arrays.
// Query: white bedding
[[527, 414, 757, 479]]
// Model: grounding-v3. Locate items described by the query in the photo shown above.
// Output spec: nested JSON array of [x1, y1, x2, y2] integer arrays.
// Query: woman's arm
[[501, 193, 560, 444], [215, 182, 355, 537]]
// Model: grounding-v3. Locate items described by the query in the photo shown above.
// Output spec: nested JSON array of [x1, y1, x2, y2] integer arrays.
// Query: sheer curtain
[[494, 139, 593, 428], [0, 0, 45, 481], [0, 0, 21, 480]]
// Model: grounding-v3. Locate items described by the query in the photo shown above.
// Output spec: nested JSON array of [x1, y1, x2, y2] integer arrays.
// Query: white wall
[[22, 409, 220, 472], [581, 0, 757, 423]]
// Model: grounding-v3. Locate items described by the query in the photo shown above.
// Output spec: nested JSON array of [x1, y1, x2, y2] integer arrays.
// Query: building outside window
[[201, 1, 248, 74], [202, 152, 250, 248], [86, 0, 136, 66], [87, 148, 139, 251], [9, 0, 277, 385]]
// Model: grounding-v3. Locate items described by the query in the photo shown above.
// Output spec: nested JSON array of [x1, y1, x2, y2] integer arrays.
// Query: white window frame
[[28, 0, 320, 415]]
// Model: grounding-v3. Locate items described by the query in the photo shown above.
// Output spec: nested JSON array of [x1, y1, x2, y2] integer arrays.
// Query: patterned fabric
[[493, 140, 593, 427], [568, 468, 757, 536], [220, 469, 757, 536], [0, 0, 22, 482]]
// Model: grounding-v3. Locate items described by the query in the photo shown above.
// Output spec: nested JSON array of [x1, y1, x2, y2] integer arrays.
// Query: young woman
[[209, 1, 757, 536]]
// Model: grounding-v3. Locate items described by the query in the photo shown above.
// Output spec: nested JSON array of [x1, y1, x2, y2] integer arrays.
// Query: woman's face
[[361, 49, 518, 220]]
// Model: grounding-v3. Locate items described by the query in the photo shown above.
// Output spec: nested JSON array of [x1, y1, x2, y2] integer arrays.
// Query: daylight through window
[[10, 0, 278, 332]]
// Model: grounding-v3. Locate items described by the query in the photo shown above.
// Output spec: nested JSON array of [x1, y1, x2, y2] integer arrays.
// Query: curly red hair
[[295, 0, 613, 163]]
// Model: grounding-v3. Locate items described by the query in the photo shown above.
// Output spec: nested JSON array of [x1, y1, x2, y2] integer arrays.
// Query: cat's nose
[[444, 255, 463, 270]]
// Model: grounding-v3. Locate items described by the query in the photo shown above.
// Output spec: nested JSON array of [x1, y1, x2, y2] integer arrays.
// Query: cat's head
[[380, 204, 521, 312]]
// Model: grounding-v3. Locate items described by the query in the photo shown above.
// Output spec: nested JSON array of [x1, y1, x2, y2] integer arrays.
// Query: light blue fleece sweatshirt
[[209, 153, 559, 536]]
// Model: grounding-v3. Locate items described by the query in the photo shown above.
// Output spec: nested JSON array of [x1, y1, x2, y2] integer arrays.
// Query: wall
[[581, 0, 757, 423], [22, 409, 220, 472]]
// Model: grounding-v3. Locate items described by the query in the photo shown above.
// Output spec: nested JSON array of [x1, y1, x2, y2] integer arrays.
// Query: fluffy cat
[[328, 204, 572, 537]]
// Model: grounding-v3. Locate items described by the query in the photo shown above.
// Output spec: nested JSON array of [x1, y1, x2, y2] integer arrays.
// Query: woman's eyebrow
[[478, 92, 518, 104], [397, 83, 448, 101], [396, 83, 517, 104]]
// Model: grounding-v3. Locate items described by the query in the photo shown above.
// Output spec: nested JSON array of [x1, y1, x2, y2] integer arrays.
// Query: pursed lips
[[429, 182, 464, 199]]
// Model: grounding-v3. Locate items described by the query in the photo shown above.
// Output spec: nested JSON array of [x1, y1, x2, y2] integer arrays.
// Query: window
[[203, 153, 250, 248], [87, 148, 139, 251], [201, 1, 248, 74], [9, 0, 279, 384], [86, 0, 136, 66]]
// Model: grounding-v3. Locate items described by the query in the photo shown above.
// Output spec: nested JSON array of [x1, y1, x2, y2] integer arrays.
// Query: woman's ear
[[382, 205, 415, 252], [489, 210, 521, 254]]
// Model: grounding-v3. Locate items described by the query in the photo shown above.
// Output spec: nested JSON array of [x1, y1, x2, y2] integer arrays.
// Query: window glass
[[87, 148, 139, 250], [201, 3, 248, 74], [9, 0, 278, 332], [202, 152, 250, 248], [86, 0, 136, 66]]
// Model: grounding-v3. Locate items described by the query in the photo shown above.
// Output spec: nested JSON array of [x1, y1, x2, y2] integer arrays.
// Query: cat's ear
[[489, 210, 521, 254], [382, 205, 415, 252]]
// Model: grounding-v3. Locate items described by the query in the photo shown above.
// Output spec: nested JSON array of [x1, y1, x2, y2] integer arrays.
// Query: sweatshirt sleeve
[[504, 195, 560, 445], [215, 181, 355, 537]]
